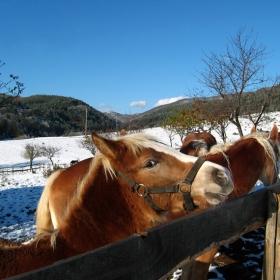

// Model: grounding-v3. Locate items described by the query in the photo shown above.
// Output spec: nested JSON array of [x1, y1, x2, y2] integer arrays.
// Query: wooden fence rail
[[0, 164, 69, 174], [0, 165, 46, 174], [6, 183, 280, 280]]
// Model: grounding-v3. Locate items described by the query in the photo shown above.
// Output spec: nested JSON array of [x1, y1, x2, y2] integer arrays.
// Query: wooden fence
[[6, 183, 280, 280], [0, 163, 69, 174]]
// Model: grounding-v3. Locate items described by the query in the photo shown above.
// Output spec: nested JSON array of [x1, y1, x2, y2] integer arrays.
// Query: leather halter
[[116, 157, 206, 212]]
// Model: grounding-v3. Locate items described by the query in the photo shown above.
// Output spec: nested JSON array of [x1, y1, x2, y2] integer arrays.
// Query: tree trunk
[[229, 108, 244, 137], [221, 125, 227, 142], [29, 160, 33, 173]]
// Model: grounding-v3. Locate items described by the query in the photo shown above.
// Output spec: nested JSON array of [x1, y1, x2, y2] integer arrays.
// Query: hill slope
[[104, 98, 193, 129], [0, 95, 118, 139]]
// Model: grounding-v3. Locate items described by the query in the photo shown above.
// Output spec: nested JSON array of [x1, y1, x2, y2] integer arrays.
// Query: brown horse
[[180, 124, 280, 280], [0, 131, 233, 278], [180, 132, 217, 156], [34, 131, 220, 236]]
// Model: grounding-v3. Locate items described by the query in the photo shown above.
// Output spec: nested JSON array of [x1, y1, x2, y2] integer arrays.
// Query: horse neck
[[0, 236, 70, 278], [206, 139, 266, 199], [60, 161, 165, 251]]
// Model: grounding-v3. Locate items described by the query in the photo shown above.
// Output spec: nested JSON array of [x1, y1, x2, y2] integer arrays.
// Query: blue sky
[[1, 0, 280, 114]]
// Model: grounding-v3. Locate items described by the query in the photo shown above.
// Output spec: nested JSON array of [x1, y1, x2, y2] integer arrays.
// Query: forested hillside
[[106, 98, 193, 130], [0, 95, 119, 139], [1, 86, 279, 140]]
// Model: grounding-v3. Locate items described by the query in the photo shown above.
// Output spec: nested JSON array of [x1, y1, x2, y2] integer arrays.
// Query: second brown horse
[[180, 124, 279, 280]]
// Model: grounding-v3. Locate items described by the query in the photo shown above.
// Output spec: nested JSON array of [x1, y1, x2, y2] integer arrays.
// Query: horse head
[[91, 131, 233, 211], [180, 132, 217, 157]]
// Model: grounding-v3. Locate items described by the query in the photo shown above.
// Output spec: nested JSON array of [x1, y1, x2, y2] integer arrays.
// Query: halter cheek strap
[[116, 157, 206, 212], [178, 157, 206, 211]]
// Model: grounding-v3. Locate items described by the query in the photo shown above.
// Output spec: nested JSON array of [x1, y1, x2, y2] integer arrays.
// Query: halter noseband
[[116, 157, 206, 212]]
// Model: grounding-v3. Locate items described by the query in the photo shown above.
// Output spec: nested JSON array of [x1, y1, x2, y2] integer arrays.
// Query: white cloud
[[154, 96, 185, 107], [98, 103, 114, 112], [130, 101, 147, 110]]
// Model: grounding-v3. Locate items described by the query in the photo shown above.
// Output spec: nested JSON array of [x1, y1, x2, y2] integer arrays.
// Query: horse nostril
[[216, 170, 228, 186]]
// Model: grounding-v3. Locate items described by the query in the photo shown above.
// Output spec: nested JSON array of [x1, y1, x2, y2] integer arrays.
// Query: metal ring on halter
[[135, 184, 148, 197], [177, 183, 191, 194]]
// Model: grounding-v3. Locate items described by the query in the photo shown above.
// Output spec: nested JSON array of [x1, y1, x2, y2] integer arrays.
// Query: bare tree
[[41, 145, 61, 167], [196, 27, 280, 136], [161, 122, 177, 147], [21, 143, 42, 172], [162, 107, 206, 144], [0, 60, 25, 107], [243, 83, 280, 127], [77, 135, 97, 155], [162, 109, 187, 143], [185, 98, 231, 142]]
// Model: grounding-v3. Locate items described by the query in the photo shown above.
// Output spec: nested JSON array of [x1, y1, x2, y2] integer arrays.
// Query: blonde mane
[[243, 132, 278, 170], [207, 142, 233, 171], [192, 139, 210, 156], [208, 142, 233, 155]]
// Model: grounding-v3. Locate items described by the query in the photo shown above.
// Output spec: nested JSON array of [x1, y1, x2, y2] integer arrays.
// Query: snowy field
[[1, 113, 280, 279]]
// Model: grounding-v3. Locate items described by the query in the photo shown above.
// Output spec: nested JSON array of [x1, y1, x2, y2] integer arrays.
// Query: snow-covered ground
[[1, 113, 280, 279]]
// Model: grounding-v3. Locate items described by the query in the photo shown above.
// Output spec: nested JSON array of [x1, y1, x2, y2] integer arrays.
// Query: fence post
[[262, 190, 280, 280]]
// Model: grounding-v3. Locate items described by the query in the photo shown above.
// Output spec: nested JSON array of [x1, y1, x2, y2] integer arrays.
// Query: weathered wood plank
[[262, 191, 280, 280], [162, 220, 265, 280], [275, 194, 280, 280], [6, 185, 280, 280]]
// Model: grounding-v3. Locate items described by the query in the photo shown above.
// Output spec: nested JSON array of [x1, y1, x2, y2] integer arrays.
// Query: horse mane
[[208, 142, 233, 155], [36, 229, 60, 248], [192, 139, 209, 156], [243, 132, 278, 169], [207, 142, 233, 172]]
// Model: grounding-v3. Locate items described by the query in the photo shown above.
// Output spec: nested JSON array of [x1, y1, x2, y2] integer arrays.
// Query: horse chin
[[205, 192, 229, 206]]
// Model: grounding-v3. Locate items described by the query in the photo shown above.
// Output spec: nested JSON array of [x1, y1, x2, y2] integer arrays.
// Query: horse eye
[[144, 160, 158, 168]]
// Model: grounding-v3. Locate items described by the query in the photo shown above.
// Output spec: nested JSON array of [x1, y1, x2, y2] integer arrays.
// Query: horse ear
[[120, 129, 127, 136], [269, 124, 279, 142], [251, 126, 257, 133], [91, 131, 119, 159]]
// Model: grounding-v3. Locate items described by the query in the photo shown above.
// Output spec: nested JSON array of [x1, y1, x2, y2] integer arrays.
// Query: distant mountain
[[104, 98, 193, 128], [0, 94, 194, 139], [0, 95, 119, 139], [0, 92, 194, 139]]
